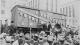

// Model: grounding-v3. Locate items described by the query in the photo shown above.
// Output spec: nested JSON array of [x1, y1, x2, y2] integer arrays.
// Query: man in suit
[[47, 22, 52, 31]]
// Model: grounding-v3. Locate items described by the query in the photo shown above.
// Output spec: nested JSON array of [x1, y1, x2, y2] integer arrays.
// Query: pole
[[72, 6, 75, 27], [56, 0, 57, 12], [33, 0, 34, 8], [30, 25, 32, 40], [63, 8, 64, 15], [69, 6, 71, 17], [38, 0, 39, 9], [60, 8, 62, 14], [51, 0, 53, 12], [47, 0, 48, 11]]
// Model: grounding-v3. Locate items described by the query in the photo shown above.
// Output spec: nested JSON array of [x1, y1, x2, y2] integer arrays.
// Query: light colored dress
[[12, 40, 19, 45], [0, 38, 7, 45], [24, 43, 29, 45], [43, 42, 49, 45], [47, 35, 53, 41]]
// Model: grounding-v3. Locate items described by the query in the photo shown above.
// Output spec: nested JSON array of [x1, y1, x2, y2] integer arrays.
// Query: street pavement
[[0, 39, 11, 45]]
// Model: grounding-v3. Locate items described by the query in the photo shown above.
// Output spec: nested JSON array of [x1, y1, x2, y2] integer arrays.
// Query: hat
[[54, 24, 61, 29], [34, 34, 38, 36], [0, 33, 8, 38], [19, 33, 24, 36], [2, 33, 7, 36], [0, 34, 3, 38], [40, 31, 45, 34], [25, 33, 30, 39]]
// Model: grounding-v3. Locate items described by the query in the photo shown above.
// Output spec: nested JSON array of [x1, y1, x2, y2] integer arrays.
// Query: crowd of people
[[0, 23, 80, 45]]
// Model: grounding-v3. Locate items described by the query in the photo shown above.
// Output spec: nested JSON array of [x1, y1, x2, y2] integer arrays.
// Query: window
[[35, 11, 38, 15], [52, 19, 54, 23], [11, 21, 14, 23], [47, 16, 49, 19], [24, 14, 27, 18], [35, 18, 38, 22], [32, 17, 35, 21], [45, 14, 47, 18], [29, 16, 32, 20], [1, 10, 5, 14], [44, 13, 47, 18], [50, 17, 52, 21], [54, 20, 57, 23], [19, 12, 23, 16], [1, 0, 5, 7], [40, 12, 43, 17]]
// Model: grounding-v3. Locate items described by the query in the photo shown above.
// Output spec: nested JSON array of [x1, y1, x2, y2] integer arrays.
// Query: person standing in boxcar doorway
[[3, 19, 9, 34], [9, 21, 17, 36], [53, 23, 63, 45], [47, 22, 52, 32], [43, 23, 47, 31]]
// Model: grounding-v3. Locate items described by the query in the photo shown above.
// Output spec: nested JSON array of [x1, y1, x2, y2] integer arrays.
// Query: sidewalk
[[0, 39, 11, 45]]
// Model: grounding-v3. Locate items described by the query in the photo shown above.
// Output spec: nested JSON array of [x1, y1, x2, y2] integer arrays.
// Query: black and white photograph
[[0, 0, 80, 45]]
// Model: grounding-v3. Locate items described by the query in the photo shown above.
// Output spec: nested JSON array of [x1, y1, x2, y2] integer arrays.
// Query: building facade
[[11, 5, 66, 28], [1, 0, 76, 27], [60, 1, 80, 27]]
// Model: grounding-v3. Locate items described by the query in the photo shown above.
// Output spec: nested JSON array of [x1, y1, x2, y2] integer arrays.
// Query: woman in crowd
[[1, 23, 80, 45]]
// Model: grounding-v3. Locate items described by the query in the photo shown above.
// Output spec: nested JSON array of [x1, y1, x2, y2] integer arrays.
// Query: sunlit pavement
[[0, 39, 11, 45]]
